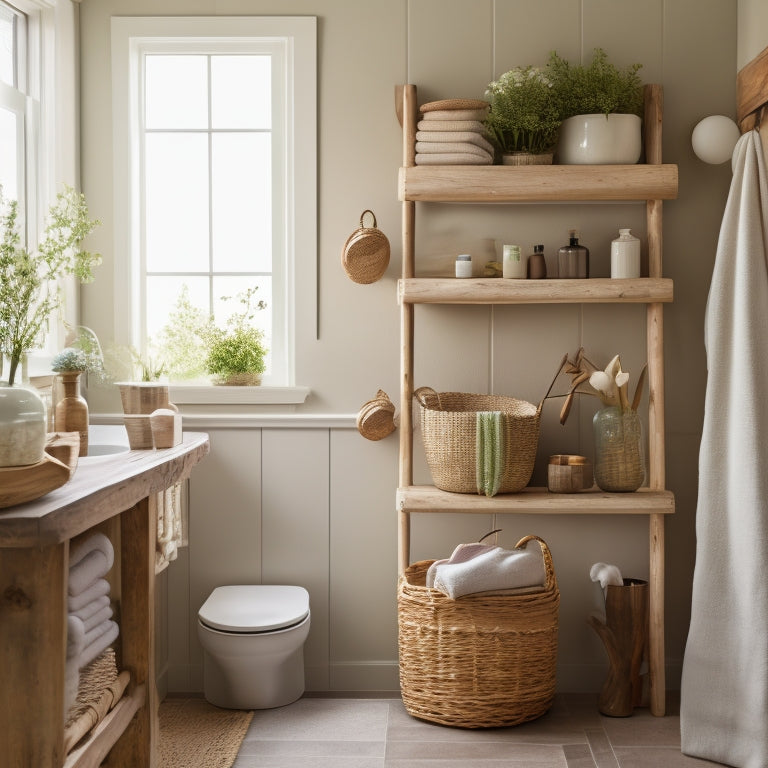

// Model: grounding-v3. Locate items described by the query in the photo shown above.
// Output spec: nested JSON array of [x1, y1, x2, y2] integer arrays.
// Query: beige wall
[[738, 0, 768, 69], [79, 0, 738, 692]]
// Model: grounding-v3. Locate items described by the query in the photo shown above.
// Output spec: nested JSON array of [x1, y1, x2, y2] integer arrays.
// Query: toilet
[[198, 585, 310, 709]]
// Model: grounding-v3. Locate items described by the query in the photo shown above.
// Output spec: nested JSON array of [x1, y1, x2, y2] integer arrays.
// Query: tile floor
[[231, 693, 728, 767]]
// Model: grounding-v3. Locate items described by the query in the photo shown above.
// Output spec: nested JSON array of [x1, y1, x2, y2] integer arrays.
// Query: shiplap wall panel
[[262, 428, 330, 690]]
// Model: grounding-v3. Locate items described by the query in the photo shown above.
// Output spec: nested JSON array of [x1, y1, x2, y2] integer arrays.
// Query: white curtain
[[681, 129, 768, 767]]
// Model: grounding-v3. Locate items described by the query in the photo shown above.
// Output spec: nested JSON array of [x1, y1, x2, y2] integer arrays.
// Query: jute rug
[[159, 698, 254, 768]]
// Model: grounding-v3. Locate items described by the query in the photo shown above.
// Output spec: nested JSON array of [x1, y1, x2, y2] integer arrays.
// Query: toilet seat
[[199, 585, 310, 634]]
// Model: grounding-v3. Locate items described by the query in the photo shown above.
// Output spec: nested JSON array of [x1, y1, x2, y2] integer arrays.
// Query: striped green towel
[[476, 411, 504, 496]]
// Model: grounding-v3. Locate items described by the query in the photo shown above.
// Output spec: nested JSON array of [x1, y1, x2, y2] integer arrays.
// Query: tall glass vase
[[55, 372, 89, 457], [593, 406, 644, 492]]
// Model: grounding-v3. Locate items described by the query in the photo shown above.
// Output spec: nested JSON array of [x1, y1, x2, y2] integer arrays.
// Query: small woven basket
[[414, 387, 541, 494], [357, 389, 396, 441], [398, 535, 559, 728], [341, 210, 390, 284]]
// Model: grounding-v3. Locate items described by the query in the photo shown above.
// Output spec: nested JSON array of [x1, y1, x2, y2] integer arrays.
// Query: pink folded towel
[[426, 541, 547, 598]]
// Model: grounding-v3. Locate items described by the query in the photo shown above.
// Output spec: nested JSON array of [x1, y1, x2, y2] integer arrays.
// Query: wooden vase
[[588, 578, 648, 716], [55, 372, 89, 457]]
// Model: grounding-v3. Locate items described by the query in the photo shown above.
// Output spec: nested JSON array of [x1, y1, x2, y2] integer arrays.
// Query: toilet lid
[[199, 585, 310, 632]]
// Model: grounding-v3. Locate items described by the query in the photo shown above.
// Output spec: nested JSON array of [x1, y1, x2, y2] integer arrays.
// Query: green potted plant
[[0, 185, 101, 385], [203, 287, 268, 386], [546, 48, 644, 164], [0, 185, 100, 467], [483, 66, 562, 164]]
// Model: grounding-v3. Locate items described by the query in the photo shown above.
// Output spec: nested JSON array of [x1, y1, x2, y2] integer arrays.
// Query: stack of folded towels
[[415, 98, 494, 166], [426, 539, 547, 598], [66, 533, 120, 711]]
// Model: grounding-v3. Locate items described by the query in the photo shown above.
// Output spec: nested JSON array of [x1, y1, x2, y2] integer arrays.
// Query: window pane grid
[[141, 51, 274, 374]]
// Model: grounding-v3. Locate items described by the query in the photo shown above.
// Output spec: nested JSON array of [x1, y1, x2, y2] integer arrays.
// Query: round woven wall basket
[[356, 389, 396, 441], [342, 210, 390, 284]]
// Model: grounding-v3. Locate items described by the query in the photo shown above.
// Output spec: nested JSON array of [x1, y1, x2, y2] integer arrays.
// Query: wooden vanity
[[0, 432, 209, 768]]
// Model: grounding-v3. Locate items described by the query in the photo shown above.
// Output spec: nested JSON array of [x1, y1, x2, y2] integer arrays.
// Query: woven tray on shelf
[[414, 387, 542, 494], [397, 535, 559, 729]]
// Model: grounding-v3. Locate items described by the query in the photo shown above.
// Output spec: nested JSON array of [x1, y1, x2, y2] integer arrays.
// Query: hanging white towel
[[681, 129, 768, 767]]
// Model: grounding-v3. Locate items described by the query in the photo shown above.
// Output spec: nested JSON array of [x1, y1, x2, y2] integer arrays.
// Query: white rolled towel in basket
[[426, 541, 547, 598]]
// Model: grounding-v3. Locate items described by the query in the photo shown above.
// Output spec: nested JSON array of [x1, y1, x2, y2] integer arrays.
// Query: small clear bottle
[[527, 244, 547, 279], [610, 228, 641, 278], [557, 230, 589, 278], [502, 244, 526, 279], [455, 253, 472, 278]]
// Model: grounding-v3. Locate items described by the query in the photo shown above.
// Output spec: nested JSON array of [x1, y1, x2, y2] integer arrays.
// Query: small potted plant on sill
[[546, 48, 644, 165], [483, 65, 563, 165], [203, 287, 268, 386]]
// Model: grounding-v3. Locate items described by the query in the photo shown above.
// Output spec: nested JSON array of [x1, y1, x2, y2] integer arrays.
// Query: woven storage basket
[[398, 535, 559, 728], [414, 387, 541, 494]]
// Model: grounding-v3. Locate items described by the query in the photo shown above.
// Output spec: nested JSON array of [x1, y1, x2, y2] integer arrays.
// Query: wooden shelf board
[[397, 485, 675, 515], [399, 277, 673, 304], [63, 684, 144, 768], [398, 164, 678, 202]]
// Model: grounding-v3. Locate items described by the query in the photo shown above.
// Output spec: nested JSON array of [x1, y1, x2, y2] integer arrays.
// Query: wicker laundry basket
[[414, 387, 541, 494], [397, 535, 559, 729]]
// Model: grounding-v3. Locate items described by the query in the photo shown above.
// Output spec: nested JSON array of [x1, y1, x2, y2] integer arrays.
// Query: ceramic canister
[[611, 229, 641, 278], [502, 244, 526, 279]]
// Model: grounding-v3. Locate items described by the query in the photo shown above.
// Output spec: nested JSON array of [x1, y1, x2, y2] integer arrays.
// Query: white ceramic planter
[[557, 113, 642, 165], [0, 383, 47, 466]]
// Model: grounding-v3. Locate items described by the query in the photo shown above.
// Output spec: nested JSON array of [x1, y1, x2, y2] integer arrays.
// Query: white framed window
[[111, 17, 315, 401], [1, 0, 59, 370], [0, 0, 48, 255]]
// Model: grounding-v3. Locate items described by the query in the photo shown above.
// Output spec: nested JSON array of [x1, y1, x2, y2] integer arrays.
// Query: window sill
[[168, 384, 310, 406]]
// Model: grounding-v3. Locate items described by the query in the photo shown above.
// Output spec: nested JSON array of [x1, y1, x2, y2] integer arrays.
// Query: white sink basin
[[84, 443, 130, 458], [79, 425, 131, 463]]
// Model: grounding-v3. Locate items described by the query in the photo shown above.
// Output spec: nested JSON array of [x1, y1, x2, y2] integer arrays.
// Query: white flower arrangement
[[484, 66, 562, 155]]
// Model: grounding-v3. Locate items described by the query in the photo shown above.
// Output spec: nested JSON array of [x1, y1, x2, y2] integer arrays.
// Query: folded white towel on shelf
[[415, 130, 495, 154], [79, 619, 120, 671], [415, 152, 492, 166], [67, 614, 86, 661], [68, 578, 110, 612], [82, 604, 113, 633], [68, 537, 115, 595], [421, 108, 488, 121], [417, 119, 487, 133], [83, 616, 115, 649], [416, 141, 493, 161], [71, 594, 110, 624], [427, 541, 547, 598], [69, 532, 114, 569]]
